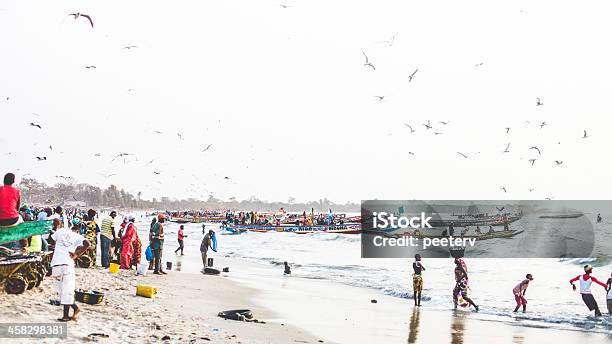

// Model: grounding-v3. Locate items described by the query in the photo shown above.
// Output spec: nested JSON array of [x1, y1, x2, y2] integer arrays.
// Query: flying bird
[[153, 130, 163, 134], [362, 51, 375, 70], [582, 130, 588, 139], [376, 33, 397, 47], [439, 121, 448, 125], [123, 45, 138, 49], [423, 121, 432, 130], [280, 4, 293, 8], [496, 206, 505, 212], [374, 96, 385, 101], [536, 98, 543, 106], [224, 176, 230, 180], [529, 146, 541, 155], [503, 143, 510, 153], [475, 62, 484, 67], [29, 122, 42, 129], [505, 127, 510, 134], [529, 158, 536, 166], [408, 151, 415, 156], [457, 152, 468, 159], [404, 124, 415, 133], [177, 133, 184, 140], [539, 121, 546, 129], [528, 187, 535, 192], [202, 144, 212, 152], [500, 187, 507, 193], [433, 132, 443, 135], [408, 69, 418, 82], [68, 13, 94, 28], [554, 160, 563, 165], [35, 156, 47, 161], [99, 173, 117, 178], [153, 171, 161, 175], [85, 65, 96, 69], [111, 153, 132, 162]]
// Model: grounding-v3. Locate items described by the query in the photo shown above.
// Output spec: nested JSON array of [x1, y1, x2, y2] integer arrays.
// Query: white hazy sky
[[1, 0, 611, 203]]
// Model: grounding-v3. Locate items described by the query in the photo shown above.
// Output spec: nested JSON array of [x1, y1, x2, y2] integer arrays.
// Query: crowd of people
[[412, 255, 612, 316]]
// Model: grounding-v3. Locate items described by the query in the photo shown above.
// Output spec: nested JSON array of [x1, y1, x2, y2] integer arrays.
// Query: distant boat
[[539, 213, 584, 219]]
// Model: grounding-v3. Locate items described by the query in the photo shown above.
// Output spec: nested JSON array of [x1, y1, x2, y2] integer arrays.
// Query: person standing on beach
[[50, 218, 90, 322], [174, 225, 187, 255], [120, 216, 138, 269], [413, 254, 426, 306], [99, 211, 117, 268], [0, 173, 22, 227], [200, 229, 213, 272], [512, 274, 533, 312], [569, 265, 608, 316], [151, 214, 167, 274]]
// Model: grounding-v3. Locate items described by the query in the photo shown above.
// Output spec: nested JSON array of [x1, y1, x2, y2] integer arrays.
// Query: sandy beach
[[0, 260, 320, 344]]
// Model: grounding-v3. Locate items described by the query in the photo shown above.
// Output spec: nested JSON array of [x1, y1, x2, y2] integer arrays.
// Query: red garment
[[120, 223, 136, 269], [178, 228, 184, 241], [0, 185, 20, 220], [514, 293, 527, 307], [132, 230, 142, 267]]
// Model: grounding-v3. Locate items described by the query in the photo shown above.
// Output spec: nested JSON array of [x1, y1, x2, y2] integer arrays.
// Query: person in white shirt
[[50, 218, 90, 322]]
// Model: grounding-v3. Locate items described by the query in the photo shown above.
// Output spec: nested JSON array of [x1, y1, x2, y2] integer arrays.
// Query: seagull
[[496, 206, 505, 212], [536, 98, 543, 106], [362, 51, 375, 70], [202, 144, 212, 152], [475, 62, 484, 67], [224, 176, 230, 180], [528, 187, 535, 192], [153, 130, 163, 134], [500, 187, 507, 193], [404, 124, 415, 133], [123, 45, 138, 49], [29, 122, 42, 129], [539, 121, 546, 129], [94, 153, 101, 157], [280, 4, 293, 8], [433, 132, 443, 135], [376, 33, 397, 47], [554, 160, 563, 165], [153, 171, 161, 175], [503, 143, 510, 153], [111, 153, 132, 162], [505, 127, 510, 134], [85, 65, 96, 69], [529, 146, 541, 155], [529, 158, 536, 166], [177, 133, 184, 140], [582, 130, 588, 139], [457, 152, 468, 159], [408, 69, 418, 82], [374, 96, 385, 101], [423, 121, 432, 130], [68, 13, 94, 28], [408, 151, 415, 156], [439, 121, 448, 125], [35, 156, 47, 161]]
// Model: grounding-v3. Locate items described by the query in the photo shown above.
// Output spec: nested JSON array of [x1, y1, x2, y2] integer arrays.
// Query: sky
[[1, 0, 611, 204]]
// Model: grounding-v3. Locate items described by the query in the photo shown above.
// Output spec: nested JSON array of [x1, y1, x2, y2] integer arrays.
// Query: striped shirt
[[100, 217, 115, 239]]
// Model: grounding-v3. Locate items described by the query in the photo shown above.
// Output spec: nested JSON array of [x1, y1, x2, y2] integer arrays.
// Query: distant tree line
[[17, 178, 360, 212]]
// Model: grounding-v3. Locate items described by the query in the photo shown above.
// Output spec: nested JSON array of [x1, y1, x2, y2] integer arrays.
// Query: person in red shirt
[[174, 225, 187, 255], [570, 265, 609, 316], [0, 173, 22, 227]]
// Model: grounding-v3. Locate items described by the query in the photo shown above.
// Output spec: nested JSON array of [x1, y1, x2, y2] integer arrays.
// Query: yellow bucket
[[136, 284, 157, 299], [109, 263, 120, 273]]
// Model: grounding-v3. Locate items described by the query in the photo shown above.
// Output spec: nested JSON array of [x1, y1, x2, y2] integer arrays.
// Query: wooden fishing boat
[[220, 223, 362, 234], [411, 229, 524, 241], [539, 213, 584, 219], [0, 252, 52, 294]]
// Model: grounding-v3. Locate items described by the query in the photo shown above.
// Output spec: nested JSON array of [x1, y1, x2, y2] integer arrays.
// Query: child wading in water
[[512, 274, 533, 312], [569, 264, 608, 316], [413, 254, 425, 306]]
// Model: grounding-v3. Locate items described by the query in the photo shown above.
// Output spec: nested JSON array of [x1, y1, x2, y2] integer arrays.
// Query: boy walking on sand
[[513, 274, 533, 312]]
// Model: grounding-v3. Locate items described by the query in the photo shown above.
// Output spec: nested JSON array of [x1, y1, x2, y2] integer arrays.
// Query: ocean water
[[130, 216, 612, 335]]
